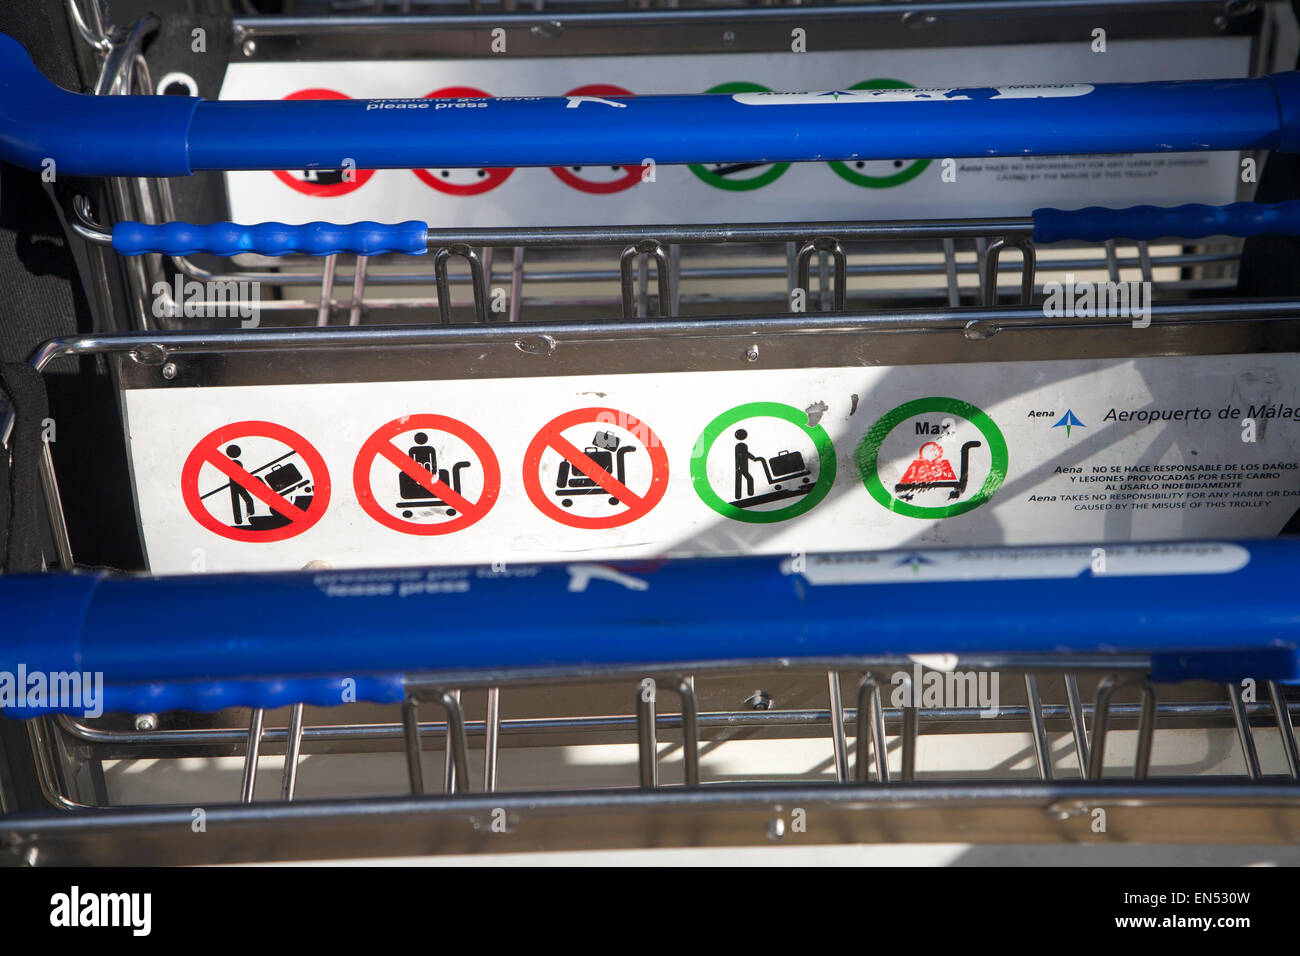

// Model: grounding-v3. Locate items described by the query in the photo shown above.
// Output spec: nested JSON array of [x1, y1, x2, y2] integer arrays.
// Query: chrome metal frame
[[9, 0, 1297, 861], [15, 655, 1300, 863]]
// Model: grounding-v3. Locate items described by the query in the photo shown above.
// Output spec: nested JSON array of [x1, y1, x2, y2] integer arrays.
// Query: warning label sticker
[[126, 352, 1300, 574], [219, 37, 1248, 228], [353, 414, 500, 535], [523, 406, 669, 529], [180, 420, 330, 544]]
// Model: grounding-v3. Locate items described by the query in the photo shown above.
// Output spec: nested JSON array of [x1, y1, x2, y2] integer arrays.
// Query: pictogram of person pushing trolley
[[729, 428, 815, 509]]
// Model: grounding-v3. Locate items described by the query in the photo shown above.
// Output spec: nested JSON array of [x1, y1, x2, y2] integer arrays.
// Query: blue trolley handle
[[5, 32, 1300, 177], [3, 542, 1300, 716], [1032, 200, 1300, 243]]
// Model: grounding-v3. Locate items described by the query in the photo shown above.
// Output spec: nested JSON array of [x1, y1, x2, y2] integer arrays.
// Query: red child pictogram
[[898, 442, 956, 484], [893, 439, 983, 502]]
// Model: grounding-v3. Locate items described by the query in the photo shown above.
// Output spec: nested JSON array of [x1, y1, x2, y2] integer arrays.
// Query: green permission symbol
[[857, 397, 1008, 519], [691, 401, 836, 523], [828, 79, 932, 189], [689, 82, 792, 191]]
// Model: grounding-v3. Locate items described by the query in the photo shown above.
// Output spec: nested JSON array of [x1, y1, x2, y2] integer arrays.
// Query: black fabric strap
[[0, 362, 50, 572], [1235, 0, 1300, 297]]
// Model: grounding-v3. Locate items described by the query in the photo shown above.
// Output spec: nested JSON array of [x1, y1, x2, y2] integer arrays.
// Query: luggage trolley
[[6, 0, 1300, 863]]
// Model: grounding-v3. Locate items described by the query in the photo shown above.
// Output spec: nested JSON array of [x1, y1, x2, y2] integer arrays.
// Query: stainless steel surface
[[636, 679, 657, 789], [231, 2, 1257, 62], [10, 0, 1293, 863], [12, 779, 1300, 865], [241, 708, 264, 803], [827, 672, 848, 784], [281, 703, 306, 801], [1025, 674, 1053, 782], [1269, 681, 1300, 780], [855, 674, 890, 784], [1089, 676, 1157, 781], [1230, 681, 1264, 781]]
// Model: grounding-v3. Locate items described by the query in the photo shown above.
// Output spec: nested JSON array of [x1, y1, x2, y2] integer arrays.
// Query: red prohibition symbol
[[272, 89, 376, 197], [181, 421, 331, 543], [550, 84, 647, 195], [353, 414, 501, 536], [413, 86, 517, 196], [523, 406, 669, 529]]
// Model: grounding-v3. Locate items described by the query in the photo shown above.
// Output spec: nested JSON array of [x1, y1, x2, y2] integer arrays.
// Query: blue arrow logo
[[1052, 409, 1086, 437], [894, 552, 935, 574]]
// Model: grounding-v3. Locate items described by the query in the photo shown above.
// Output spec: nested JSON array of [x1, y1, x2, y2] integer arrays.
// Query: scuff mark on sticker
[[805, 401, 828, 426], [849, 394, 859, 416], [578, 391, 607, 397]]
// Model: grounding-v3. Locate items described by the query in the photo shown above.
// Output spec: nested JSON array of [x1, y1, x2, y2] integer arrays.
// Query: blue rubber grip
[[99, 674, 407, 716], [1033, 201, 1300, 243], [3, 541, 1300, 720], [0, 674, 406, 719], [112, 220, 428, 257]]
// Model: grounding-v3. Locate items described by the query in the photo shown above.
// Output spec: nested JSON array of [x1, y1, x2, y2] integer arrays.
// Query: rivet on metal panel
[[515, 334, 556, 356], [745, 345, 760, 362], [129, 344, 167, 366], [746, 690, 774, 710], [963, 319, 999, 341], [241, 38, 255, 57], [1045, 799, 1090, 821], [161, 362, 177, 381]]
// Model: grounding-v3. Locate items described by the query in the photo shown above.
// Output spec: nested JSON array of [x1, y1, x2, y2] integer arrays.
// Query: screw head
[[242, 38, 256, 56], [134, 713, 158, 731], [746, 690, 774, 711], [745, 345, 760, 362], [161, 362, 178, 380]]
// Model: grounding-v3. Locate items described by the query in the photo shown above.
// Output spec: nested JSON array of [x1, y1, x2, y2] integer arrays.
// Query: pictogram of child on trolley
[[894, 439, 982, 501]]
